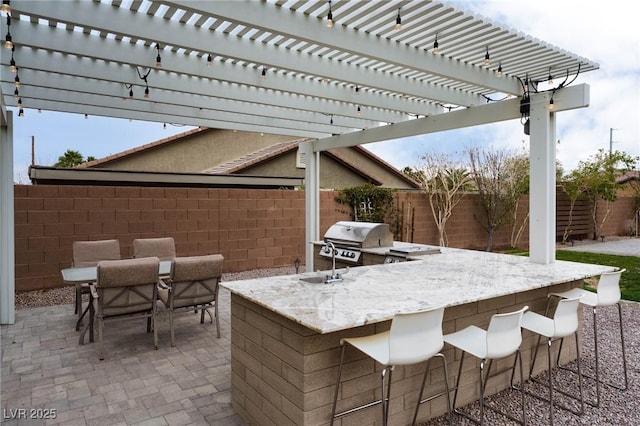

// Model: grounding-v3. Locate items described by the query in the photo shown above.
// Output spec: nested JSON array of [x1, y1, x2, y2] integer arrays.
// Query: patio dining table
[[61, 260, 172, 342]]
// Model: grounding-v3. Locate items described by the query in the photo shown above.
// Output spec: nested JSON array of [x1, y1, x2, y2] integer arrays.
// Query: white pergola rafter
[[0, 0, 600, 324]]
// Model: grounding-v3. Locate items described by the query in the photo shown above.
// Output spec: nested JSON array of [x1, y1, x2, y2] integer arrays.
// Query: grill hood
[[323, 221, 393, 248]]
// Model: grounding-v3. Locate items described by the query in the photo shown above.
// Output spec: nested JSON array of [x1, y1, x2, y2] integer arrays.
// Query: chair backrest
[[388, 305, 445, 365], [72, 239, 121, 268], [552, 295, 582, 338], [168, 254, 224, 309], [133, 237, 176, 261], [597, 269, 625, 306], [486, 305, 528, 359], [96, 257, 160, 317]]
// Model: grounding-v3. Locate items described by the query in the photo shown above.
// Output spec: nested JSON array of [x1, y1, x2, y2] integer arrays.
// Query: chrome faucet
[[324, 241, 343, 283]]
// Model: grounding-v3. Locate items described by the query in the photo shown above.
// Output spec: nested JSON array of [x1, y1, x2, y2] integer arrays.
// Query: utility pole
[[609, 127, 618, 155]]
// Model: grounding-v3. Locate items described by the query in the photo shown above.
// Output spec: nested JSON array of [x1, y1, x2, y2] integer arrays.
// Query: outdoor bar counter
[[222, 246, 614, 426]]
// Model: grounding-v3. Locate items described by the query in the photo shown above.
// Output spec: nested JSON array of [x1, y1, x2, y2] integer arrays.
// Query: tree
[[400, 166, 426, 184], [54, 149, 86, 168], [417, 152, 471, 247], [563, 149, 636, 240], [467, 146, 530, 251]]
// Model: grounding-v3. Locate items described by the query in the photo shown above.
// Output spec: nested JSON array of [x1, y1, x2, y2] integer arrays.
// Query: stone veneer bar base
[[230, 279, 582, 426]]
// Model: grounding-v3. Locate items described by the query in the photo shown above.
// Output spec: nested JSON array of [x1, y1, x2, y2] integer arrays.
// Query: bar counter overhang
[[222, 247, 614, 425]]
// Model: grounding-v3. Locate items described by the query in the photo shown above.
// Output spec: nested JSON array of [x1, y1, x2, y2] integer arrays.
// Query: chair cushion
[[73, 239, 121, 267], [97, 257, 159, 288], [133, 237, 176, 261]]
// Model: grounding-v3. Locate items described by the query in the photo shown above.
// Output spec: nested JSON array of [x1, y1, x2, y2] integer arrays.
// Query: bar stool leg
[[330, 344, 347, 426], [556, 303, 628, 407], [412, 354, 453, 426], [380, 366, 393, 426]]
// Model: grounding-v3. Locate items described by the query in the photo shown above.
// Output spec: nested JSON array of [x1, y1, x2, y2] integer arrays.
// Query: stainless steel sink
[[299, 276, 328, 284]]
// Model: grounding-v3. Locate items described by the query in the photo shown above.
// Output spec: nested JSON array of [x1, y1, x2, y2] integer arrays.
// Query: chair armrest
[[89, 283, 99, 300]]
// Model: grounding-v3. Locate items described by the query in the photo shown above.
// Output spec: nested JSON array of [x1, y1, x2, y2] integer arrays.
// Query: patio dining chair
[[133, 237, 176, 261], [72, 239, 121, 327], [80, 256, 160, 360], [159, 254, 224, 346]]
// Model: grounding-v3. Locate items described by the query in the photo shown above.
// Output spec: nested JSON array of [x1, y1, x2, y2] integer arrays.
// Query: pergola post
[[0, 110, 15, 324], [302, 141, 320, 272], [529, 92, 557, 264]]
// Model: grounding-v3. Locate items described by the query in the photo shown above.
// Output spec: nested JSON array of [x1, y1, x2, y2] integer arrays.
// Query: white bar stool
[[520, 295, 585, 425], [330, 306, 452, 426], [552, 269, 627, 407], [443, 305, 528, 425]]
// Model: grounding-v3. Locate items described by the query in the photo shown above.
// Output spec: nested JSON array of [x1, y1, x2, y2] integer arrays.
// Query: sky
[[8, 0, 640, 183]]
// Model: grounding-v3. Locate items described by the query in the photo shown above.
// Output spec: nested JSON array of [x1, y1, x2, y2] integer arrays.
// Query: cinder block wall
[[13, 184, 634, 292]]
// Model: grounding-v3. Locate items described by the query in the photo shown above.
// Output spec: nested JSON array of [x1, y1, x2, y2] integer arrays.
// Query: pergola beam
[[314, 84, 590, 152]]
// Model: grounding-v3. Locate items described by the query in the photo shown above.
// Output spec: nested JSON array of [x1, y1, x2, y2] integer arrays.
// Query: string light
[[14, 69, 20, 87], [17, 97, 21, 107], [356, 105, 361, 116], [155, 43, 162, 68], [548, 95, 555, 111], [433, 34, 439, 54], [4, 15, 12, 49], [13, 87, 18, 98], [9, 46, 16, 72], [326, 1, 333, 27], [496, 63, 503, 78], [261, 66, 266, 80], [207, 53, 212, 67], [330, 115, 333, 125], [18, 107, 24, 117], [484, 46, 491, 67], [547, 68, 554, 86], [84, 113, 88, 119], [135, 67, 151, 98], [2, 1, 10, 14], [394, 8, 402, 31], [355, 85, 360, 95]]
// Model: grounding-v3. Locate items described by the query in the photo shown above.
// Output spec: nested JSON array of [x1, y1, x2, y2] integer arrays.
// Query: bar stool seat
[[330, 306, 452, 426], [520, 295, 584, 425], [443, 305, 528, 425], [552, 269, 627, 407]]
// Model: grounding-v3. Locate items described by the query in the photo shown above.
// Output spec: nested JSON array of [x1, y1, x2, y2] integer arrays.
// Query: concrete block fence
[[13, 184, 635, 292]]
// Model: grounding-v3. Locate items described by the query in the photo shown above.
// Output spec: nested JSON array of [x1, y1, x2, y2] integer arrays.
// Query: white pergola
[[0, 0, 599, 324]]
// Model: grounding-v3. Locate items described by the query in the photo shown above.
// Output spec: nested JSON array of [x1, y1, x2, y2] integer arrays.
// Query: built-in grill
[[317, 221, 393, 266], [313, 221, 441, 270]]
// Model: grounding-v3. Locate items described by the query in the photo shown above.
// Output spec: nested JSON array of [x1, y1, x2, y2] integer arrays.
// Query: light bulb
[[394, 10, 402, 31]]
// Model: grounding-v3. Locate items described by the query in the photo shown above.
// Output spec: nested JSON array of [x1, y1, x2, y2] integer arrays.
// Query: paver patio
[[1, 288, 247, 426]]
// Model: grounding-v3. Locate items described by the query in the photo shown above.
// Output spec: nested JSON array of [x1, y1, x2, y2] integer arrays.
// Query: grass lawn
[[555, 250, 640, 302], [502, 249, 640, 302]]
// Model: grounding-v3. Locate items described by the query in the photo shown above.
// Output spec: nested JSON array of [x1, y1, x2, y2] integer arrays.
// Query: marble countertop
[[222, 247, 615, 334]]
